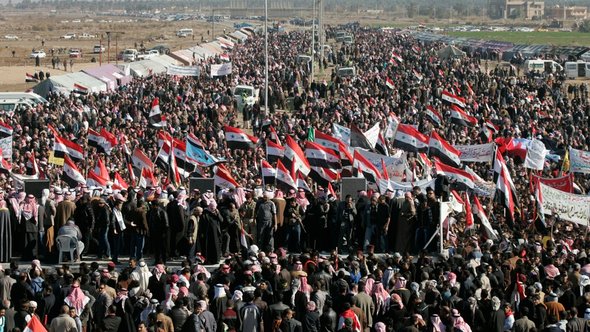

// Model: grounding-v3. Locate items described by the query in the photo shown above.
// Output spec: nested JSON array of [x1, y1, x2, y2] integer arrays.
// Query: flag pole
[[264, 0, 269, 116], [439, 198, 444, 254]]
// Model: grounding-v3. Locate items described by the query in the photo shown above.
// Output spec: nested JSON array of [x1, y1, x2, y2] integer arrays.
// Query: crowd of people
[[0, 22, 589, 332]]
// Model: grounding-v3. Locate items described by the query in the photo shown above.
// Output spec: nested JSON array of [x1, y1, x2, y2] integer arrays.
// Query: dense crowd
[[0, 23, 589, 332]]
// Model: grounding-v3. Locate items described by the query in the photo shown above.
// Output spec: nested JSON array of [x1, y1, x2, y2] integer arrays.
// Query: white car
[[4, 35, 19, 40], [69, 48, 82, 58], [30, 50, 46, 58], [93, 45, 105, 53], [61, 33, 76, 39]]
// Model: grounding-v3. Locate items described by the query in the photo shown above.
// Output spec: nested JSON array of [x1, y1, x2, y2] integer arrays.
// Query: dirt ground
[[0, 10, 242, 92]]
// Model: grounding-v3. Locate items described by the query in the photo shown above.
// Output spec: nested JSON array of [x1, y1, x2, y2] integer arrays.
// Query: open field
[[446, 31, 590, 46]]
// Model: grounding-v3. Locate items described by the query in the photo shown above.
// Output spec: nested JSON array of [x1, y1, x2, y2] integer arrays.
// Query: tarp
[[83, 64, 132, 90], [201, 42, 224, 55], [33, 71, 108, 97], [170, 50, 194, 66], [118, 59, 167, 77], [437, 45, 466, 60], [229, 30, 248, 42], [149, 54, 179, 68], [188, 46, 215, 60]]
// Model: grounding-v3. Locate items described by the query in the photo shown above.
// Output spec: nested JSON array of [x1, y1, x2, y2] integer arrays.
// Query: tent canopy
[[118, 59, 167, 77], [83, 64, 132, 90], [437, 45, 466, 60], [33, 71, 107, 97]]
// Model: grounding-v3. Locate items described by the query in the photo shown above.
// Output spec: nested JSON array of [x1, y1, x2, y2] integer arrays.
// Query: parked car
[[4, 35, 19, 40], [61, 33, 76, 39], [121, 49, 138, 62], [93, 45, 105, 53], [69, 48, 82, 58], [79, 33, 96, 39], [137, 49, 159, 60], [149, 45, 170, 55], [30, 50, 46, 58]]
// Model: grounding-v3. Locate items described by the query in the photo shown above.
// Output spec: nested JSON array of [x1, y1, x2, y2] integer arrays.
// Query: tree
[[579, 20, 590, 33]]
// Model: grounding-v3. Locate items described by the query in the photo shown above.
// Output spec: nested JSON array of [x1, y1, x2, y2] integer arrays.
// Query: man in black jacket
[[148, 200, 169, 264], [167, 192, 186, 259], [101, 305, 122, 332]]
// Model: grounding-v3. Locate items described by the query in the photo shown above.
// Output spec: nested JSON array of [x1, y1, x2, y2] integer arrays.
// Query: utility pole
[[264, 0, 269, 115], [311, 0, 316, 80], [319, 0, 324, 71]]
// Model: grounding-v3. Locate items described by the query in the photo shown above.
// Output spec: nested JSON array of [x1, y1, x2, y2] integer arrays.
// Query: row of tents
[[410, 31, 590, 62], [33, 27, 258, 97]]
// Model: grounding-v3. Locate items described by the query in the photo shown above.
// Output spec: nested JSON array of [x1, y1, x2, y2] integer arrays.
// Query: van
[[122, 49, 138, 62], [523, 59, 563, 74], [0, 92, 47, 105], [336, 66, 356, 78], [0, 98, 36, 114], [565, 61, 588, 79], [176, 28, 193, 37], [233, 85, 260, 112]]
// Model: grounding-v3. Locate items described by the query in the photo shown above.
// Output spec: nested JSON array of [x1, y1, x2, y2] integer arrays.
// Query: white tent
[[119, 59, 167, 77], [230, 30, 248, 42], [33, 71, 108, 97], [149, 54, 179, 68]]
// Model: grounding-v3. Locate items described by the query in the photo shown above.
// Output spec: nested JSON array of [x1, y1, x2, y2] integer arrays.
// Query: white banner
[[454, 143, 495, 163], [0, 137, 11, 160], [364, 123, 380, 149], [524, 139, 547, 170], [356, 149, 407, 181], [167, 65, 201, 76], [570, 147, 590, 174], [540, 182, 590, 226], [210, 62, 233, 77], [378, 178, 436, 194], [385, 116, 399, 139]]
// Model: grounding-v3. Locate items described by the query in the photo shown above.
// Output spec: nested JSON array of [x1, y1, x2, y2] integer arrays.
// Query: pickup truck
[[136, 49, 160, 60], [121, 49, 139, 62]]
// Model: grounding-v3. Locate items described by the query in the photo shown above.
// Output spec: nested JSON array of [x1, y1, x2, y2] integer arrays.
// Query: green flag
[[307, 127, 315, 142]]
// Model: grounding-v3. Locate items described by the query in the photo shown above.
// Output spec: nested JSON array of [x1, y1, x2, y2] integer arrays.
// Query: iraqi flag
[[98, 128, 118, 155], [314, 129, 342, 152], [86, 170, 109, 188], [434, 159, 475, 190], [73, 83, 89, 95], [305, 141, 341, 170], [0, 121, 13, 138], [261, 160, 276, 187], [148, 97, 166, 128], [93, 158, 110, 182], [268, 126, 282, 145], [266, 139, 285, 163], [275, 159, 297, 192], [25, 152, 40, 178], [309, 166, 338, 187], [131, 147, 154, 172], [24, 313, 47, 332], [494, 150, 518, 221], [214, 164, 239, 189], [353, 149, 381, 183], [429, 131, 462, 168], [442, 90, 466, 108], [284, 136, 310, 176], [53, 134, 84, 162], [296, 172, 312, 193], [392, 124, 429, 152], [350, 124, 374, 150], [391, 52, 403, 63], [112, 172, 129, 190], [375, 133, 389, 156], [473, 195, 498, 240], [25, 73, 39, 83], [386, 77, 395, 89], [62, 155, 86, 188], [449, 105, 477, 127], [480, 120, 499, 143], [413, 69, 423, 81], [224, 125, 258, 150], [424, 106, 443, 127], [138, 167, 157, 189], [170, 140, 196, 177], [533, 176, 546, 227], [464, 193, 474, 229]]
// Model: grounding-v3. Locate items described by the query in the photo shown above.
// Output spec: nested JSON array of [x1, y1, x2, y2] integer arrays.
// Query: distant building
[[489, 0, 545, 20], [546, 5, 588, 20]]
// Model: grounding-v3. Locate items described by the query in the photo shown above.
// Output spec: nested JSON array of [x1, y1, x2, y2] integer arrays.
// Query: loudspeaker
[[189, 178, 215, 194], [24, 179, 51, 199], [341, 178, 367, 201]]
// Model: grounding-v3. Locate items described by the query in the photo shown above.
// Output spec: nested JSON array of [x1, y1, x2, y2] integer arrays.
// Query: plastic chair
[[56, 235, 78, 264]]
